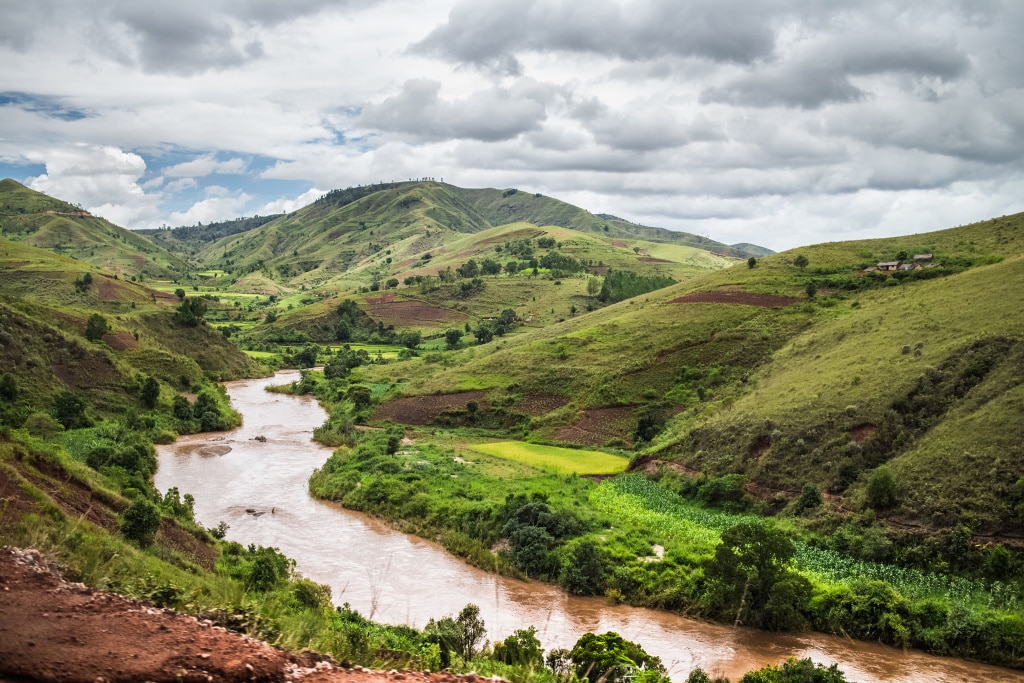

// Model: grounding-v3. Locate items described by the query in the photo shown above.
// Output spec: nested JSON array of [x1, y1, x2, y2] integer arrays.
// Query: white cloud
[[164, 155, 249, 177], [168, 191, 253, 226], [256, 187, 325, 215], [0, 0, 1021, 249]]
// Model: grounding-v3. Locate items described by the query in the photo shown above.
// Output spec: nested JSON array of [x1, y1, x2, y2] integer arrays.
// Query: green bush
[[120, 499, 161, 546]]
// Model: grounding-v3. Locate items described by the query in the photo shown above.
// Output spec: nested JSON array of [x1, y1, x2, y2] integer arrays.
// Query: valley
[[2, 177, 1023, 682]]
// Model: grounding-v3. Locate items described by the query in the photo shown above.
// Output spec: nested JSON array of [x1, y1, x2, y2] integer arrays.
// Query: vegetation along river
[[155, 371, 1024, 683]]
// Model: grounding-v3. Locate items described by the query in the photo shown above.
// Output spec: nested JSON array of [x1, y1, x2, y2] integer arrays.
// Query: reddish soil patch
[[102, 331, 138, 351], [374, 391, 489, 426], [610, 240, 628, 248], [366, 292, 396, 305], [132, 254, 146, 267], [748, 434, 771, 460], [366, 300, 465, 327], [2, 260, 30, 268], [147, 287, 180, 302], [669, 291, 801, 307], [18, 458, 123, 533], [156, 519, 219, 571], [514, 394, 570, 416], [395, 258, 417, 267], [454, 250, 483, 258], [0, 548, 504, 683], [588, 265, 609, 275], [638, 257, 673, 263], [93, 276, 121, 301], [554, 406, 635, 447], [850, 423, 877, 444]]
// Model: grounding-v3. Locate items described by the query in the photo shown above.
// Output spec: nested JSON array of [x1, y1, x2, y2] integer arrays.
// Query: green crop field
[[470, 441, 628, 474]]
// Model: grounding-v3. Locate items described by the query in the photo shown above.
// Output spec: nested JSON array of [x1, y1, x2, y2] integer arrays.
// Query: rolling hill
[[0, 179, 189, 280], [358, 211, 1024, 534]]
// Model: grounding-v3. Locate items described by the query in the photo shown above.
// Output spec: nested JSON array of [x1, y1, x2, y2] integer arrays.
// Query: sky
[[0, 0, 1022, 251]]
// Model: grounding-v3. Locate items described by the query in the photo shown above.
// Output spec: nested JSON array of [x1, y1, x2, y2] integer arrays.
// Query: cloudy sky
[[1, 0, 1021, 250]]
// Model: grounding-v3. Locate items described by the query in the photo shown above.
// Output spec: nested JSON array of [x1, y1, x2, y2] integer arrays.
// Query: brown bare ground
[[514, 394, 570, 416], [0, 547, 329, 683], [851, 423, 877, 444], [669, 291, 801, 307], [638, 256, 673, 263], [554, 406, 635, 447], [102, 331, 139, 351], [373, 391, 490, 425], [366, 300, 466, 327]]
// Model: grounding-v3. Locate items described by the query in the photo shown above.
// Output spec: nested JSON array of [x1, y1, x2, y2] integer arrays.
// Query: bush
[[85, 313, 108, 341], [120, 499, 162, 546], [865, 466, 898, 510]]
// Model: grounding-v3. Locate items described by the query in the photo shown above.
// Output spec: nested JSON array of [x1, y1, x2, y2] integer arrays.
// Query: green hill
[[0, 179, 188, 280], [0, 238, 262, 430], [358, 211, 1024, 534]]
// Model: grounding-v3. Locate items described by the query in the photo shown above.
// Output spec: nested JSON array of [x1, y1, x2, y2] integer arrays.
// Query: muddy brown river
[[155, 372, 1024, 682]]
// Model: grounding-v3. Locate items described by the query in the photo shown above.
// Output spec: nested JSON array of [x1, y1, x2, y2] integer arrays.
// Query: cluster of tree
[[598, 269, 675, 303], [333, 299, 400, 344], [176, 296, 208, 326], [172, 387, 238, 433]]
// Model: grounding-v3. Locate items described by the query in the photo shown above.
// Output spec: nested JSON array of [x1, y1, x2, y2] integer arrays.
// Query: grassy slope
[[361, 212, 1024, 532], [0, 179, 188, 279], [0, 239, 262, 412]]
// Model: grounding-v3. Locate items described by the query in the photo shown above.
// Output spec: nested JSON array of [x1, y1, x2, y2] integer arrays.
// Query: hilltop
[[0, 179, 189, 280]]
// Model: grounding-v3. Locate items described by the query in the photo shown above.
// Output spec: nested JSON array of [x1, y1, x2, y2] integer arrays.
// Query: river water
[[154, 371, 1024, 683]]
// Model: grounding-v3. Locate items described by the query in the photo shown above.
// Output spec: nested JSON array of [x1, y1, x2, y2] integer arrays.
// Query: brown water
[[155, 372, 1024, 683]]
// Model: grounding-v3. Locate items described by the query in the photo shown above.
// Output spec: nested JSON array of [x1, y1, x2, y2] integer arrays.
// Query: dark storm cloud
[[413, 0, 797, 71], [0, 0, 374, 75], [359, 79, 549, 142], [703, 34, 971, 109]]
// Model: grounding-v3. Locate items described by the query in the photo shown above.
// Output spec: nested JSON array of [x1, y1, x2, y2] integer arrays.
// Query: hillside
[[0, 238, 262, 432], [0, 179, 189, 280], [358, 211, 1024, 534]]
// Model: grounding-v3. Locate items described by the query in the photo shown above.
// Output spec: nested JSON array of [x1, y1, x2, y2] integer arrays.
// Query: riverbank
[[155, 372, 1024, 682]]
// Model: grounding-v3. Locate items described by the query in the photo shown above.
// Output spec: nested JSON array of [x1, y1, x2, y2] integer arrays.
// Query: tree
[[140, 375, 160, 409], [444, 329, 462, 350], [492, 627, 544, 668], [702, 522, 809, 630], [398, 330, 422, 349], [559, 539, 606, 595], [474, 325, 493, 344], [805, 281, 817, 299], [120, 498, 161, 546], [569, 632, 666, 683], [174, 288, 186, 300], [85, 313, 108, 341], [794, 255, 809, 269], [0, 373, 18, 402], [52, 391, 90, 429], [176, 297, 207, 326], [866, 465, 898, 510], [385, 278, 399, 289], [346, 385, 373, 411], [748, 256, 758, 269]]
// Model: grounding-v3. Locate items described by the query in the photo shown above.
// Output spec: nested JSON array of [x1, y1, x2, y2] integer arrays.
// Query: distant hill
[[138, 214, 283, 254], [0, 179, 187, 279]]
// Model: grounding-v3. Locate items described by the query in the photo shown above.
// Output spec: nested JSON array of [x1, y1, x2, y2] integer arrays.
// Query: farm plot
[[470, 441, 628, 475], [669, 291, 800, 307]]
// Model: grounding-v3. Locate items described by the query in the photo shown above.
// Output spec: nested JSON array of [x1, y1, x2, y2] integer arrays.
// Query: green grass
[[470, 441, 629, 475]]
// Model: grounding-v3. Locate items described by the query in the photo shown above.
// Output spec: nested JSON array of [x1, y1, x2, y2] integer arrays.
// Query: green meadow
[[470, 441, 629, 475]]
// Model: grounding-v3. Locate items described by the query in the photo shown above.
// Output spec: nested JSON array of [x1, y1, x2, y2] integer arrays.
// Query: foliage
[[568, 632, 667, 683], [598, 269, 675, 304], [738, 657, 849, 683], [85, 313, 109, 341], [176, 297, 208, 326], [52, 391, 91, 429], [120, 498, 162, 546], [492, 627, 544, 668]]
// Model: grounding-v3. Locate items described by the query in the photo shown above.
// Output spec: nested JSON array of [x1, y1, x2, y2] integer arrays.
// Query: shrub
[[865, 466, 898, 510], [120, 499, 162, 546], [85, 313, 108, 341]]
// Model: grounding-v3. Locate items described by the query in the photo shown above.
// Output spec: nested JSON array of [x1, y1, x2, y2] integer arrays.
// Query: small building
[[913, 253, 933, 262], [863, 266, 878, 272], [898, 263, 921, 271], [877, 261, 900, 271]]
